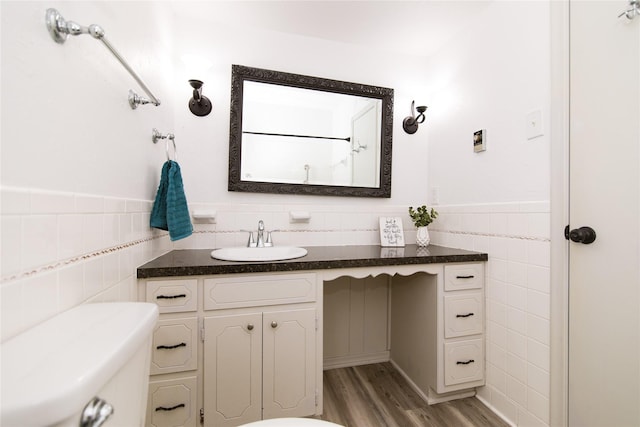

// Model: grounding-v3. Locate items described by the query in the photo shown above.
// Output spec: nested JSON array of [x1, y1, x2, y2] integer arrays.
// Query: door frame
[[549, 1, 570, 426]]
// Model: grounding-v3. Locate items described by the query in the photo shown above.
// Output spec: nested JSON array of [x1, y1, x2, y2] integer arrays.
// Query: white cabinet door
[[203, 313, 262, 427], [262, 309, 317, 419]]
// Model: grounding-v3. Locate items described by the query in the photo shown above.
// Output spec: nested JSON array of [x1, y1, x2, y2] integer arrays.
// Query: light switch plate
[[430, 187, 440, 205], [474, 129, 486, 152], [526, 109, 544, 139]]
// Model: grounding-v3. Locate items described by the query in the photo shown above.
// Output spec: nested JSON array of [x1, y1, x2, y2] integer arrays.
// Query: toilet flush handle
[[80, 396, 113, 427]]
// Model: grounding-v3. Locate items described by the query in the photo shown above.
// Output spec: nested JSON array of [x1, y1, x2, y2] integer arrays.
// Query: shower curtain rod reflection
[[243, 131, 351, 142]]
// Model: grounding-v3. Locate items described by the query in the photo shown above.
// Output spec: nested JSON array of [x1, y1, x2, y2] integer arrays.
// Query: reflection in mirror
[[242, 82, 381, 187], [228, 65, 394, 197]]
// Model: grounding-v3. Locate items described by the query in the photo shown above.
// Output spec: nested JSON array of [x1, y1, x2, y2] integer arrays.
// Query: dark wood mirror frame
[[228, 64, 394, 198]]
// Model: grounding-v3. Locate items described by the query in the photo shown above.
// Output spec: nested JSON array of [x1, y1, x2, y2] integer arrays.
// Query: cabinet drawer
[[150, 317, 198, 375], [444, 292, 483, 338], [203, 273, 316, 310], [146, 279, 197, 313], [147, 376, 197, 427], [444, 264, 484, 291], [443, 339, 484, 386]]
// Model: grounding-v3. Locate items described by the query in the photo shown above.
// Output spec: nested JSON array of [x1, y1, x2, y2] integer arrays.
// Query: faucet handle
[[240, 230, 256, 247], [265, 230, 280, 247]]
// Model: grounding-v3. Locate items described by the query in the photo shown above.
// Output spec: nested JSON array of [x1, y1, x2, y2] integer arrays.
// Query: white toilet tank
[[1, 302, 158, 427]]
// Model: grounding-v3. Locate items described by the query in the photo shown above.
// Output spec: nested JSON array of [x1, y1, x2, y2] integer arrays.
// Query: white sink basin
[[211, 246, 308, 262]]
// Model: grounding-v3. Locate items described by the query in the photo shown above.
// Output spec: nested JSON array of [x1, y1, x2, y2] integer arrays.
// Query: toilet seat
[[239, 418, 343, 426]]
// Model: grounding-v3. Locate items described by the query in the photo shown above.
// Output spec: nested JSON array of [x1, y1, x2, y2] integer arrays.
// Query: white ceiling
[[169, 1, 493, 57]]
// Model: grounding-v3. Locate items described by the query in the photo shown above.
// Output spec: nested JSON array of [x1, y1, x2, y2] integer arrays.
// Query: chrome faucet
[[245, 220, 276, 248], [256, 220, 265, 247]]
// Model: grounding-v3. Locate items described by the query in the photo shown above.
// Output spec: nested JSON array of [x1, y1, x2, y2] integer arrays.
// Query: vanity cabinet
[[441, 264, 485, 390], [140, 272, 320, 427], [137, 246, 487, 426]]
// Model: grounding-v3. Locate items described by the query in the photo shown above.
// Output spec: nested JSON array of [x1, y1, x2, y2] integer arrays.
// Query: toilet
[[1, 302, 158, 427], [240, 419, 343, 426]]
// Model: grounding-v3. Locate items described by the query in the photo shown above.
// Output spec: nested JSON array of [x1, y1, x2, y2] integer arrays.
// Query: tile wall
[[0, 187, 172, 342], [430, 202, 551, 427], [1, 186, 551, 427]]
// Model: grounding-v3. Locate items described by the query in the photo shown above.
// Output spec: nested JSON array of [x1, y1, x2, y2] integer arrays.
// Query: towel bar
[[45, 8, 161, 109]]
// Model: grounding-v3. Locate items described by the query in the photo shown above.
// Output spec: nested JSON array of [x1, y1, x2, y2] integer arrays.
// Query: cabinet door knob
[[271, 321, 278, 328], [247, 323, 254, 331]]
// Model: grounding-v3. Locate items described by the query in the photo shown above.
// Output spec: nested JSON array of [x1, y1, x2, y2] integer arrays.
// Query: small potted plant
[[408, 205, 438, 247]]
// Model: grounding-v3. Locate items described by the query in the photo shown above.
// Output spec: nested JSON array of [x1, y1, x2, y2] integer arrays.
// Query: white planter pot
[[416, 226, 430, 247]]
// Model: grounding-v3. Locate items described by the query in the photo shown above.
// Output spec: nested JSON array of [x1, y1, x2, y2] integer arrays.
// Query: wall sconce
[[188, 79, 212, 117], [402, 100, 428, 134]]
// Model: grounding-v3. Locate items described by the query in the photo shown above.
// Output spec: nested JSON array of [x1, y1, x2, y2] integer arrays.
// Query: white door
[[569, 1, 640, 426], [204, 313, 262, 427], [351, 102, 380, 187], [262, 309, 317, 419]]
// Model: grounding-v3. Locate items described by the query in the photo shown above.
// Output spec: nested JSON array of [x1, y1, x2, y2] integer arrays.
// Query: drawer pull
[[456, 359, 475, 365], [271, 321, 278, 328], [456, 275, 475, 279], [156, 294, 187, 300], [155, 404, 185, 412], [247, 323, 254, 331], [456, 313, 475, 318], [156, 342, 187, 350]]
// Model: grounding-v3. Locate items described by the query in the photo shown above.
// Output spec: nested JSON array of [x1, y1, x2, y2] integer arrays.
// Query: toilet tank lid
[[1, 302, 158, 427]]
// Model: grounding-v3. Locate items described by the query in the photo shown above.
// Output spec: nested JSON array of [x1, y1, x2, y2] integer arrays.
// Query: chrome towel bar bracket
[[152, 129, 177, 161], [45, 8, 161, 109]]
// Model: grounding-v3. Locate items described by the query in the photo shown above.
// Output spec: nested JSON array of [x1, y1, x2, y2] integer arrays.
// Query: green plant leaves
[[408, 205, 438, 227]]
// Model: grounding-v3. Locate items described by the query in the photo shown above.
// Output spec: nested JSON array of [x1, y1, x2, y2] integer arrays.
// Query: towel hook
[[152, 128, 177, 161]]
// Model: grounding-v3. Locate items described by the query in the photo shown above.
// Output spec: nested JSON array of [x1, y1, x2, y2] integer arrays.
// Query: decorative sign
[[379, 217, 405, 247]]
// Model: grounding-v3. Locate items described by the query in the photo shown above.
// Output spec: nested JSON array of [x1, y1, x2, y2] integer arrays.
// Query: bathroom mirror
[[228, 64, 394, 197]]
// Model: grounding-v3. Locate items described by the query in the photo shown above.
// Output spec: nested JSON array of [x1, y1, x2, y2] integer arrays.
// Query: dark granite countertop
[[137, 245, 488, 279]]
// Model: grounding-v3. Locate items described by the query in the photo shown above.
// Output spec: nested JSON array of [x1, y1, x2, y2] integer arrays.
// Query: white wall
[[0, 1, 176, 341], [426, 2, 550, 205], [1, 1, 175, 197], [426, 2, 552, 426]]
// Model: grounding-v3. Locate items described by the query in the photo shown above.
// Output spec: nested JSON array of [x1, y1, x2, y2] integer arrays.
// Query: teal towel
[[150, 160, 193, 241]]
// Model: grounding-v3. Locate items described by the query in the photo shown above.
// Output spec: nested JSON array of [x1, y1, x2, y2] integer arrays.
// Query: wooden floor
[[312, 363, 509, 427]]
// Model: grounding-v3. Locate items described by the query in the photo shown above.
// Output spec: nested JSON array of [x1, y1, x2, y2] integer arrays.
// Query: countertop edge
[[136, 246, 488, 279]]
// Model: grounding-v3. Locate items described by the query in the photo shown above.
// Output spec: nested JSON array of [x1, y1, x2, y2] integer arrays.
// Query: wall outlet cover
[[474, 129, 486, 152]]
